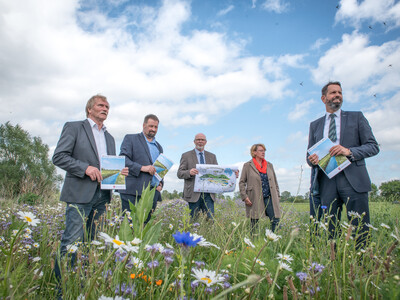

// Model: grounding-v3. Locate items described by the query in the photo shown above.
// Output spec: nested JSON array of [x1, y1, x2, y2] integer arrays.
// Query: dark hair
[[321, 81, 341, 96], [143, 114, 159, 124], [86, 94, 108, 117]]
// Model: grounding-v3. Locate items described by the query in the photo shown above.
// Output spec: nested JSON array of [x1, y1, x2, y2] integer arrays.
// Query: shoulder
[[181, 149, 195, 157], [310, 115, 325, 126], [243, 160, 253, 168]]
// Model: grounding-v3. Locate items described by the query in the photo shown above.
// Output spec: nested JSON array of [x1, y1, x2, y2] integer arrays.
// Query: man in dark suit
[[53, 95, 128, 271], [307, 81, 379, 248], [119, 114, 163, 223], [177, 133, 220, 219]]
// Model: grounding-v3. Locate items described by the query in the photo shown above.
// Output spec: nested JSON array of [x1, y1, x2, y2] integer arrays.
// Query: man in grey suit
[[307, 81, 379, 248], [177, 133, 219, 219], [119, 114, 163, 223], [53, 95, 128, 270]]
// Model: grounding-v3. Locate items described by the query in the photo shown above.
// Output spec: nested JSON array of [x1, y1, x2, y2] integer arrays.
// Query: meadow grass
[[0, 193, 399, 299]]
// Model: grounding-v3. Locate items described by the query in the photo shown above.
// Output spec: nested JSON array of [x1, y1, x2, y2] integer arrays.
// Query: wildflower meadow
[[0, 187, 399, 299]]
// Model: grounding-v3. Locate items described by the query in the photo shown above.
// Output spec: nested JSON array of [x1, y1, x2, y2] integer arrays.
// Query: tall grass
[[0, 193, 399, 299]]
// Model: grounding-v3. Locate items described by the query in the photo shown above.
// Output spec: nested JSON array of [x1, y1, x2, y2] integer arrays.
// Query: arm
[[52, 122, 89, 178], [120, 135, 155, 177], [177, 154, 195, 179], [307, 122, 320, 166]]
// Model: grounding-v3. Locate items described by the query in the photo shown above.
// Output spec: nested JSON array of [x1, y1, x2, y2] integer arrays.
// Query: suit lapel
[[83, 120, 99, 160], [190, 149, 198, 165], [340, 110, 347, 144], [315, 116, 325, 141]]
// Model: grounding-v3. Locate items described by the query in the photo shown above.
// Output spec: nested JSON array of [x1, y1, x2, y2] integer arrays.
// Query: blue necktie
[[199, 152, 205, 164], [329, 114, 337, 142]]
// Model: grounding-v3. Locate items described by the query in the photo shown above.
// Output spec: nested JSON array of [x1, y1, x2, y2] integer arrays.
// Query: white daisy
[[98, 232, 126, 250], [91, 240, 102, 246], [366, 223, 378, 231], [380, 223, 390, 229], [276, 253, 293, 263], [130, 238, 142, 245], [130, 256, 144, 269], [255, 259, 265, 266], [348, 211, 361, 218], [265, 229, 281, 242], [33, 243, 39, 248], [190, 233, 220, 249], [32, 257, 41, 262], [192, 268, 225, 287], [124, 244, 139, 253], [16, 211, 40, 227], [244, 237, 255, 248], [279, 262, 292, 272], [66, 244, 78, 253], [169, 224, 174, 229]]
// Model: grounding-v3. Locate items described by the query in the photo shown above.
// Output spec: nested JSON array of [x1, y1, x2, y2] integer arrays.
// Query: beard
[[326, 97, 342, 111], [195, 145, 204, 151], [145, 131, 156, 139]]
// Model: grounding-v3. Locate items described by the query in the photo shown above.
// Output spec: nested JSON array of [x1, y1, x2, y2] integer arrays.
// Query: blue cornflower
[[296, 272, 308, 282], [172, 231, 201, 247], [321, 205, 327, 210]]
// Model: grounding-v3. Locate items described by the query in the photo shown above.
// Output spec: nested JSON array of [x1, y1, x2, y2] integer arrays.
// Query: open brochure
[[308, 137, 351, 179], [153, 153, 174, 182], [194, 164, 238, 193], [100, 155, 126, 189]]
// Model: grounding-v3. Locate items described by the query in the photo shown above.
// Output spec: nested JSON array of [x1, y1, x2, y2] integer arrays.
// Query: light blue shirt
[[143, 132, 160, 187], [323, 109, 341, 145], [194, 148, 206, 164], [87, 118, 107, 159]]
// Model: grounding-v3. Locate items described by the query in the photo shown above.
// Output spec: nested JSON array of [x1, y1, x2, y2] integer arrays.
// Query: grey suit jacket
[[307, 111, 379, 193], [52, 119, 116, 204], [177, 149, 218, 203], [119, 133, 163, 197]]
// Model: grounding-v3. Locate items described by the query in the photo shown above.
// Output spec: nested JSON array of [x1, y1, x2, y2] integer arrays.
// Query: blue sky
[[1, 0, 399, 196]]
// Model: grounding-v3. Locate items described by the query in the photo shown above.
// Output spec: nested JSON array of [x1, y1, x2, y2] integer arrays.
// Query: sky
[[1, 0, 399, 196]]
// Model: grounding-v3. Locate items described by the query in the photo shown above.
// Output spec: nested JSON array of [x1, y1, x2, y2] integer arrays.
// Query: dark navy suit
[[307, 111, 379, 247], [119, 133, 163, 220]]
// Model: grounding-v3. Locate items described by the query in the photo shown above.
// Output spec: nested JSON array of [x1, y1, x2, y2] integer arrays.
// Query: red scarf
[[253, 158, 267, 174]]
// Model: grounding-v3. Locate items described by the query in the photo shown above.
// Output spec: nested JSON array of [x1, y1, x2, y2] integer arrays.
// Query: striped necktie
[[329, 113, 337, 142], [199, 152, 205, 164]]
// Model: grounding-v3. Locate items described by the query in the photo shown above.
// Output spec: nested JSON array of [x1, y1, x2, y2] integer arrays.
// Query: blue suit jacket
[[119, 133, 163, 196], [52, 119, 115, 203], [307, 111, 379, 193]]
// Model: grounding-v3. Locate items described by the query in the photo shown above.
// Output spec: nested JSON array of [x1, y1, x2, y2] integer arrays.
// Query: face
[[194, 133, 207, 151], [143, 118, 159, 139], [253, 146, 265, 160], [87, 98, 109, 123], [322, 84, 343, 112]]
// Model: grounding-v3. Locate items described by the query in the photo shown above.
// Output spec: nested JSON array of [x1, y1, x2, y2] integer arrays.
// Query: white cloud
[[217, 5, 234, 16], [365, 91, 400, 151], [311, 38, 330, 51], [335, 0, 400, 28], [0, 0, 295, 144], [261, 0, 289, 13], [288, 99, 315, 121], [311, 31, 400, 102]]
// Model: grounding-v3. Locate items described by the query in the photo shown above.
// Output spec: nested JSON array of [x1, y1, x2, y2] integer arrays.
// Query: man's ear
[[321, 95, 326, 104]]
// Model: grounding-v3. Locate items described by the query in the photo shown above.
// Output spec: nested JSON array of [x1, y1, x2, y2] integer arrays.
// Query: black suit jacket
[[53, 119, 115, 203], [307, 111, 379, 193]]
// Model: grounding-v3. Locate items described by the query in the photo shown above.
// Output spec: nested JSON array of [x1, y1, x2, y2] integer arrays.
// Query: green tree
[[379, 180, 400, 202], [369, 183, 379, 202], [280, 191, 292, 202], [0, 122, 61, 198]]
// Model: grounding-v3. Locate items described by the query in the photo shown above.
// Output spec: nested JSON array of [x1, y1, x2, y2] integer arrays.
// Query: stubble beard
[[327, 97, 342, 111]]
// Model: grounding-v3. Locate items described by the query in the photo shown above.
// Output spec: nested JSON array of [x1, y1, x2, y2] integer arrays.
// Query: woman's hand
[[244, 197, 252, 207]]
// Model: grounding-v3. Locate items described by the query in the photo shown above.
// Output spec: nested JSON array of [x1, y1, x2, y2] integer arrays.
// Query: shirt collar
[[194, 148, 204, 155], [142, 132, 156, 144], [326, 109, 341, 118], [87, 118, 106, 131]]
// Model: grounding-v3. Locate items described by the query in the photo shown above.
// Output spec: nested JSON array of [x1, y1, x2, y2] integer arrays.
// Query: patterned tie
[[329, 113, 337, 142], [199, 152, 205, 164]]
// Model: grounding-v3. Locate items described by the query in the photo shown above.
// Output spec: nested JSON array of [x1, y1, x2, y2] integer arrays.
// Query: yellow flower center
[[113, 239, 124, 246], [25, 216, 32, 222], [201, 277, 212, 284]]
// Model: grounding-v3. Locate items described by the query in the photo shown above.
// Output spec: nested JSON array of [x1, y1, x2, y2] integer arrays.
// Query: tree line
[[0, 122, 399, 203]]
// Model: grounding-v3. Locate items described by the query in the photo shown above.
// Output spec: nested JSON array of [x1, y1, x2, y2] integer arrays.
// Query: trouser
[[188, 193, 214, 220], [120, 190, 161, 224], [55, 186, 109, 281], [319, 171, 370, 249], [251, 196, 280, 233]]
